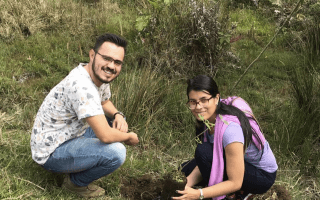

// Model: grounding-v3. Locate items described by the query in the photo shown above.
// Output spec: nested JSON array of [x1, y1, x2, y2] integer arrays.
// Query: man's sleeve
[[99, 83, 111, 102], [68, 80, 105, 120]]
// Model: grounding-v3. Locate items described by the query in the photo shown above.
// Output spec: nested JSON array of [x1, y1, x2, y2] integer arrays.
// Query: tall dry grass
[[0, 0, 121, 41]]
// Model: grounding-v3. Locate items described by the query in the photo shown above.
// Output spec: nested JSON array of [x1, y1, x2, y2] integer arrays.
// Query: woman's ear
[[215, 94, 220, 105]]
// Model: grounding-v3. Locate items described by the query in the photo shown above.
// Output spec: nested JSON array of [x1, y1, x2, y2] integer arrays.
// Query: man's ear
[[89, 49, 95, 62]]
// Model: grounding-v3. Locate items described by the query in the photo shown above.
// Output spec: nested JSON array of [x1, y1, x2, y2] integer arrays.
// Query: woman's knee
[[242, 163, 276, 194], [195, 142, 213, 161]]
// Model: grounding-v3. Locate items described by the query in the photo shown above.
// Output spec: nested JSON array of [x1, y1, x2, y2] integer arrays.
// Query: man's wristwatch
[[113, 111, 125, 119], [199, 188, 204, 199]]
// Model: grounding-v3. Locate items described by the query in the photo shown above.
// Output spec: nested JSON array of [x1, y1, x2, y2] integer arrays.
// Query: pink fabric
[[205, 96, 266, 200]]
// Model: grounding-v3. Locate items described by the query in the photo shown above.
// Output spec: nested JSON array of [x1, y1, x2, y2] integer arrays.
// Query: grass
[[230, 8, 276, 45], [0, 0, 319, 199]]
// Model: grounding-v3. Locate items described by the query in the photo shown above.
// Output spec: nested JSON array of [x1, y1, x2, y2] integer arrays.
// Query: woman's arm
[[173, 142, 244, 199], [186, 166, 203, 187]]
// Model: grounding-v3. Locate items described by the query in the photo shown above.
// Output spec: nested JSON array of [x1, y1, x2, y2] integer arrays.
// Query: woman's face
[[188, 90, 220, 123]]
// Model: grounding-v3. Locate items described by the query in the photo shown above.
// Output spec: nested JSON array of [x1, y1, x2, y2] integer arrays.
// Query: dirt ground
[[254, 184, 292, 200], [120, 174, 187, 200], [120, 174, 291, 200]]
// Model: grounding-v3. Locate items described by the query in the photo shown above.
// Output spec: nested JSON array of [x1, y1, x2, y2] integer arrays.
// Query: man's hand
[[124, 132, 139, 146], [113, 115, 128, 133]]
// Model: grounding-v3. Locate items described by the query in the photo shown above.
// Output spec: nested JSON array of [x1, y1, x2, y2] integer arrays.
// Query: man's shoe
[[62, 175, 105, 198]]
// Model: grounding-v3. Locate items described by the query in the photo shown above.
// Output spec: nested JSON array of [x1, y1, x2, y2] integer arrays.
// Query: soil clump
[[254, 184, 292, 200], [120, 174, 186, 200], [120, 175, 291, 200]]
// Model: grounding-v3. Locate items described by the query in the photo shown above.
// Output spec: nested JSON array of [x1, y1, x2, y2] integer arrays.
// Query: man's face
[[90, 42, 125, 86]]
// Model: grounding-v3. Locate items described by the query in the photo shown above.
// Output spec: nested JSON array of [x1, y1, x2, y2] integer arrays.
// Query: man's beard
[[92, 57, 116, 84]]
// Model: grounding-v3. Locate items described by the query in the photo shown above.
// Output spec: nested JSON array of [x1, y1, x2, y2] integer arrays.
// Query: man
[[30, 33, 139, 198]]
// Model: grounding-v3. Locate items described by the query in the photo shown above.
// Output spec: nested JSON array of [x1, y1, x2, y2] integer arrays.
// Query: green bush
[[276, 0, 320, 63], [133, 0, 232, 78]]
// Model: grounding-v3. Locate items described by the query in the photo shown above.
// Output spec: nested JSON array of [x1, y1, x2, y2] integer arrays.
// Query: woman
[[173, 75, 277, 200]]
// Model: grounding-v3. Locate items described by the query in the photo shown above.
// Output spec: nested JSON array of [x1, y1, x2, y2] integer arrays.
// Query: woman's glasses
[[186, 97, 214, 109]]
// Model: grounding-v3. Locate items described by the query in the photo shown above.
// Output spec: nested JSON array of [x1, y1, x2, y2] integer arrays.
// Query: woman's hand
[[186, 166, 203, 188], [171, 186, 201, 200]]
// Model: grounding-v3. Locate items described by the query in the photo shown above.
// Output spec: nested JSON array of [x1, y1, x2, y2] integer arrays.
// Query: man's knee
[[108, 142, 126, 166]]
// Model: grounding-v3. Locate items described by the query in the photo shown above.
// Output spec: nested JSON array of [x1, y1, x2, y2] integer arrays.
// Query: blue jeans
[[42, 126, 126, 187]]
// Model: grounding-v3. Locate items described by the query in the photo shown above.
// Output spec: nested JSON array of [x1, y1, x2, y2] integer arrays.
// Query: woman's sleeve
[[223, 122, 244, 148]]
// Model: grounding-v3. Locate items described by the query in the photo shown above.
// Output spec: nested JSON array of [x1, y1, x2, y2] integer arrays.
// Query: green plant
[[274, 62, 320, 176], [111, 66, 195, 149], [133, 0, 232, 78], [276, 0, 320, 63]]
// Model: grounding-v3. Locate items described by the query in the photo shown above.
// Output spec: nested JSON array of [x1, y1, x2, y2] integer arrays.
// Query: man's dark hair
[[93, 33, 127, 53]]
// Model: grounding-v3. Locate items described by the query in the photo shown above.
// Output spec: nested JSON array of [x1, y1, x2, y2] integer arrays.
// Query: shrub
[[276, 0, 320, 63], [133, 0, 232, 78]]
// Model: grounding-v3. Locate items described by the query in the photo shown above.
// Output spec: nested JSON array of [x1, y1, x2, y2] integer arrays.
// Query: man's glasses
[[95, 52, 123, 67], [186, 97, 214, 109]]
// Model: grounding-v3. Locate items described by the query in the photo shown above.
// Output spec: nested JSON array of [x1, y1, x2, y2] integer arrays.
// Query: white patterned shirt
[[30, 63, 111, 164]]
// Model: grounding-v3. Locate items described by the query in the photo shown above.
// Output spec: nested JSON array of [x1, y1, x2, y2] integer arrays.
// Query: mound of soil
[[254, 184, 292, 200], [120, 175, 291, 200], [120, 174, 186, 200]]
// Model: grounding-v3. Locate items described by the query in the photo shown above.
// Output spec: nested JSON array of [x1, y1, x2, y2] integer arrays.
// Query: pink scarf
[[203, 96, 266, 200]]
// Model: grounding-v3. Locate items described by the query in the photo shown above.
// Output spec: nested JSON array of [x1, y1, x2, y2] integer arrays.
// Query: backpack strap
[[230, 97, 264, 135]]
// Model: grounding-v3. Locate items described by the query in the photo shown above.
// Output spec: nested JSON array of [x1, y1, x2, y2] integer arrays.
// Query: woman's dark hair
[[93, 33, 127, 53], [187, 75, 263, 151]]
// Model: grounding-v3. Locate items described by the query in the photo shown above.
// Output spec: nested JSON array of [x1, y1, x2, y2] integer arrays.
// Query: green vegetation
[[0, 0, 319, 199]]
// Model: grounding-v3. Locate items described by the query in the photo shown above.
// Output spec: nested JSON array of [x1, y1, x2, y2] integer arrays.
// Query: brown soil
[[120, 175, 291, 200], [120, 173, 186, 200], [254, 184, 292, 200]]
